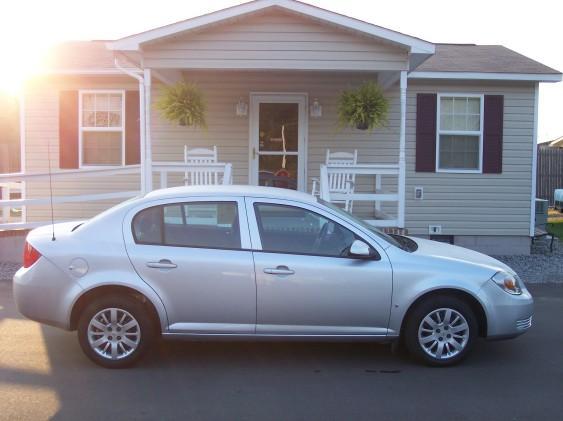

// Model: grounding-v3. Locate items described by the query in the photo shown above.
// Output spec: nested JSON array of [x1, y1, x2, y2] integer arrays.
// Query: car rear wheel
[[404, 296, 477, 366], [77, 295, 155, 368]]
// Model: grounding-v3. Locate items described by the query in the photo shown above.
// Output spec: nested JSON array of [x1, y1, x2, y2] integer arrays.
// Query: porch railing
[[0, 166, 142, 230], [154, 162, 232, 189], [0, 161, 233, 231], [319, 163, 400, 227]]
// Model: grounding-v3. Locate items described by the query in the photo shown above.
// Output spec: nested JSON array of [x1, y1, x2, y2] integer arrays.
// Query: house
[[3, 0, 562, 255]]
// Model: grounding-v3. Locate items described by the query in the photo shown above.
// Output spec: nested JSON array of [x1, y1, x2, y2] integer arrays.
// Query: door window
[[254, 203, 370, 258], [257, 102, 299, 190], [133, 202, 241, 249]]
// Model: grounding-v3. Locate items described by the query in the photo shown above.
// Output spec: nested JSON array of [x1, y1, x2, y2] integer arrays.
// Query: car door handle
[[263, 266, 295, 275], [146, 259, 177, 269]]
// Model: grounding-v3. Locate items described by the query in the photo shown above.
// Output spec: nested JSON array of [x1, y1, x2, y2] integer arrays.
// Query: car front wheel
[[404, 296, 477, 366], [77, 295, 155, 368]]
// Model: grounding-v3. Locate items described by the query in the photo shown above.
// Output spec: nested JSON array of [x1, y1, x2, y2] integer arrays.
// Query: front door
[[250, 94, 307, 191]]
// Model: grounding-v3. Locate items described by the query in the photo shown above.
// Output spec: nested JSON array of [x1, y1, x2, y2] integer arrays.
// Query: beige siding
[[24, 77, 140, 222], [405, 80, 535, 236], [143, 10, 408, 71], [152, 70, 400, 219], [21, 73, 536, 238]]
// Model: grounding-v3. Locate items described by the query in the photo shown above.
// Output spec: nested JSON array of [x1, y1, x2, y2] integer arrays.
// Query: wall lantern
[[310, 98, 322, 118], [236, 98, 248, 117]]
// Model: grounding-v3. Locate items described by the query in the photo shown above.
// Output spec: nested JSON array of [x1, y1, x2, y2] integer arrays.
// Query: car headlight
[[491, 271, 523, 295]]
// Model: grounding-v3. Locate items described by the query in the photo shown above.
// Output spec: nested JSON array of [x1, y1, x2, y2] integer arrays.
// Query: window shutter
[[125, 91, 141, 165], [483, 95, 504, 174], [415, 93, 437, 172], [59, 91, 79, 169]]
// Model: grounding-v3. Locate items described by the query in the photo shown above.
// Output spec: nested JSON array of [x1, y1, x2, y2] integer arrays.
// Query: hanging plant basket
[[337, 81, 389, 131], [156, 81, 207, 129]]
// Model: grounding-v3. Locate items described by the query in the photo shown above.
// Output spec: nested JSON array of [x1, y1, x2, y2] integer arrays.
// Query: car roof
[[144, 185, 318, 204]]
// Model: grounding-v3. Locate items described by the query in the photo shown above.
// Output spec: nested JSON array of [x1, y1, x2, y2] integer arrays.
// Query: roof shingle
[[414, 44, 560, 74]]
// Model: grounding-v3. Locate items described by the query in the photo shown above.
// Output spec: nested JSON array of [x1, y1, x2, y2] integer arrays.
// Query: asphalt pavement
[[0, 281, 562, 421]]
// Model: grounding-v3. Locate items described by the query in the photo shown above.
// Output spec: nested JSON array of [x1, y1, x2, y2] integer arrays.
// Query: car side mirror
[[349, 240, 372, 258]]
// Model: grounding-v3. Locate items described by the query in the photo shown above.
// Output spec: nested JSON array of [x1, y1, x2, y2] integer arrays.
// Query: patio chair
[[311, 149, 358, 212], [184, 145, 219, 185]]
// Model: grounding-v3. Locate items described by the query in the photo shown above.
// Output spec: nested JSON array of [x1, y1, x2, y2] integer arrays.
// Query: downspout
[[114, 58, 148, 194], [398, 70, 407, 229]]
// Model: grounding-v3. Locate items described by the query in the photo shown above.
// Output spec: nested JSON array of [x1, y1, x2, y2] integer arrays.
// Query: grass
[[548, 208, 563, 239], [548, 221, 563, 239]]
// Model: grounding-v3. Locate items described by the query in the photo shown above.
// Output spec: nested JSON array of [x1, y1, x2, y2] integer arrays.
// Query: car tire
[[404, 295, 477, 367], [77, 295, 156, 368]]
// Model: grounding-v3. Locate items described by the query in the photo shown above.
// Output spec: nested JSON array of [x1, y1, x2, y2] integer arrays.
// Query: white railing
[[0, 162, 233, 231], [0, 166, 142, 230], [319, 163, 400, 227], [154, 162, 232, 189], [0, 182, 24, 225]]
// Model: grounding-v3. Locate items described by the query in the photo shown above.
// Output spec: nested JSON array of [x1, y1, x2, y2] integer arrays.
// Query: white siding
[[143, 10, 408, 71], [405, 80, 535, 236]]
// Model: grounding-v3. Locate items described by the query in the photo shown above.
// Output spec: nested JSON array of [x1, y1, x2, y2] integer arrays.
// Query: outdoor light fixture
[[236, 98, 248, 117], [310, 98, 322, 118]]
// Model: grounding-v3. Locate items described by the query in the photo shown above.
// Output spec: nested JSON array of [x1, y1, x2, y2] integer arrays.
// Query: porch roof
[[107, 0, 435, 56]]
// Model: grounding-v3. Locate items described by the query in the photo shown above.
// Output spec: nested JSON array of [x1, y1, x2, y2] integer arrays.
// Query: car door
[[246, 197, 393, 336], [124, 197, 256, 334]]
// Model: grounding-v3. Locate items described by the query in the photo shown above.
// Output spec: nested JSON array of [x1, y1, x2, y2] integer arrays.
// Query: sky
[[0, 0, 561, 142]]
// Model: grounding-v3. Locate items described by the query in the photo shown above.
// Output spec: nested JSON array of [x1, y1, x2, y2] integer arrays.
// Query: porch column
[[138, 77, 147, 194], [398, 71, 407, 228], [143, 68, 153, 191]]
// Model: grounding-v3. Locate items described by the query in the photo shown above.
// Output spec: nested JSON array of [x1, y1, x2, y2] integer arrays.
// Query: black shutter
[[483, 95, 504, 174], [415, 93, 437, 172]]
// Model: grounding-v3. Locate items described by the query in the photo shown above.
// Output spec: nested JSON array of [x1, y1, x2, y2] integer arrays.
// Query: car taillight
[[23, 241, 41, 268]]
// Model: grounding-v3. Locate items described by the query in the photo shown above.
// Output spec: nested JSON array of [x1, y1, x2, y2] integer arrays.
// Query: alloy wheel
[[87, 308, 141, 360], [417, 307, 470, 360]]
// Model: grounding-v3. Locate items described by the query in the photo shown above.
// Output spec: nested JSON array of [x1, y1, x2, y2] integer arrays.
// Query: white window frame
[[78, 89, 126, 168], [435, 93, 484, 174]]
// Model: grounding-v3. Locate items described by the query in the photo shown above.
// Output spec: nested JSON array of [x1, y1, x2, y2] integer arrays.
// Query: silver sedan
[[13, 186, 533, 368]]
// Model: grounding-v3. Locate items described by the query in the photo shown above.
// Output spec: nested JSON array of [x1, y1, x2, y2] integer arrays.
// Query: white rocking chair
[[184, 145, 219, 185], [312, 149, 358, 212]]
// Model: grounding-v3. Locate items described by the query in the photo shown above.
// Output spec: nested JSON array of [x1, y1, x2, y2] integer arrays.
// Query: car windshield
[[317, 198, 403, 249]]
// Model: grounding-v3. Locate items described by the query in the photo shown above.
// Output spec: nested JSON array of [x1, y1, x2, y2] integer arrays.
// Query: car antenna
[[47, 138, 56, 241]]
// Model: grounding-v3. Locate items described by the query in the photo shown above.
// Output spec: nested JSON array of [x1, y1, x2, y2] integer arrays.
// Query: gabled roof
[[410, 44, 562, 82], [108, 0, 435, 55]]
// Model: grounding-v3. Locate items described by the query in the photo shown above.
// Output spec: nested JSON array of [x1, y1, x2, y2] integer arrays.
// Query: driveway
[[0, 280, 562, 420]]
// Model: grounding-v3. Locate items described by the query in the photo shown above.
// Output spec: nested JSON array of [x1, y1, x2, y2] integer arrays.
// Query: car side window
[[133, 202, 241, 250], [254, 203, 370, 258]]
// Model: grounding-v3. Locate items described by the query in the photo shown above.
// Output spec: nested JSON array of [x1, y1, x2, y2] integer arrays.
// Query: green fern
[[156, 81, 207, 129], [337, 81, 389, 131]]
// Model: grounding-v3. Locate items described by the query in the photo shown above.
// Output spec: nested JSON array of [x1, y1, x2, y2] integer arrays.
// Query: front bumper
[[478, 280, 534, 339], [13, 257, 82, 330]]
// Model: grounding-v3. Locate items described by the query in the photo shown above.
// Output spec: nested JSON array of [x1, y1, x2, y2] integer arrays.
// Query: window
[[80, 91, 124, 166], [133, 202, 241, 250], [437, 95, 483, 172], [254, 203, 368, 258]]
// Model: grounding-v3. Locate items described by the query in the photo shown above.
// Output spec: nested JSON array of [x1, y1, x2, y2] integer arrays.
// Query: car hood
[[410, 237, 515, 275]]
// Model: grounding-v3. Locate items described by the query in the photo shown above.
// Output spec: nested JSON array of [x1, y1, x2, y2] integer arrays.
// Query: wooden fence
[[536, 146, 563, 205]]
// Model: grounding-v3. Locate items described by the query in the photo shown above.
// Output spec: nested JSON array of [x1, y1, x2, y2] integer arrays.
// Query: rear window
[[132, 202, 241, 250]]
